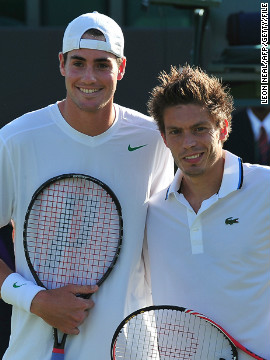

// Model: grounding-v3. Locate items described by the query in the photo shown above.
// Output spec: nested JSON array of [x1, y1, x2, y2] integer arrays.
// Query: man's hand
[[30, 284, 98, 334]]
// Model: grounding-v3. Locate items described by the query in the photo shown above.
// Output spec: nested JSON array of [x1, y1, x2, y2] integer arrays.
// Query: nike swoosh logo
[[128, 144, 148, 152], [13, 282, 27, 288]]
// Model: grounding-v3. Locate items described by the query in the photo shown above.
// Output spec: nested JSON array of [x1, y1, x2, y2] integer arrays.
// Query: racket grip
[[51, 349, 65, 360], [51, 330, 67, 359], [78, 293, 91, 299]]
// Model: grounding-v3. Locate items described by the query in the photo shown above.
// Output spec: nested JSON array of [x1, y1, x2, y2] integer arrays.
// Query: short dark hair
[[147, 65, 234, 138]]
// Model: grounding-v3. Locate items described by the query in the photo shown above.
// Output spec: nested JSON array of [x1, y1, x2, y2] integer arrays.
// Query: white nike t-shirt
[[0, 102, 174, 360]]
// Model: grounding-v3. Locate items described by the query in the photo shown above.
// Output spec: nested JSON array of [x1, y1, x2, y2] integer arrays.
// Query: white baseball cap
[[62, 11, 124, 58]]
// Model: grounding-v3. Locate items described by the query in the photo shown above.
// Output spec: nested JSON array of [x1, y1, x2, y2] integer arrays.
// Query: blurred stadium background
[[0, 0, 266, 127]]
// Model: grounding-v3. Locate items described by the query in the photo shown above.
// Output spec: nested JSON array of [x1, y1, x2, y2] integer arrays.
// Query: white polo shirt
[[146, 151, 270, 360]]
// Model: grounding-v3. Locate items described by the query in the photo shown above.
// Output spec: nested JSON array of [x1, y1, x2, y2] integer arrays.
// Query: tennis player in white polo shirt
[[145, 65, 270, 360]]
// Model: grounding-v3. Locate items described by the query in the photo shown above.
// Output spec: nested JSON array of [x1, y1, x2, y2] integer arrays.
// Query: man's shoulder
[[0, 104, 54, 140], [242, 162, 270, 191], [243, 162, 270, 176], [117, 104, 157, 130], [149, 186, 170, 207]]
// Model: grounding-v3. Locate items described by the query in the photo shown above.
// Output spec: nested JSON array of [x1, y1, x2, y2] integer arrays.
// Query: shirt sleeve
[[150, 136, 174, 197]]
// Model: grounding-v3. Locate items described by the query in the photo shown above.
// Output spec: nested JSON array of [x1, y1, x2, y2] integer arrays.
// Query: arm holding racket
[[30, 284, 98, 334], [1, 259, 98, 334], [2, 174, 123, 359]]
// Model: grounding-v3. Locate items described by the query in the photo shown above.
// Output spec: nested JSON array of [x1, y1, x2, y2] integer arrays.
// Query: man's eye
[[169, 129, 180, 135], [73, 62, 83, 67], [97, 63, 109, 69], [195, 127, 206, 132]]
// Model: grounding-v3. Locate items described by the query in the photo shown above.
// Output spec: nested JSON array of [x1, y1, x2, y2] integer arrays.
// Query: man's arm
[[0, 259, 98, 334], [0, 259, 12, 292]]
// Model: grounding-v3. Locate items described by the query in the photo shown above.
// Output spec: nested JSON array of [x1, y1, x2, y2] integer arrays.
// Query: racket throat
[[53, 329, 67, 351]]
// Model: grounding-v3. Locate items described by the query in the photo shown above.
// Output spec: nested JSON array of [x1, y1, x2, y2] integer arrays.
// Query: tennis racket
[[23, 173, 123, 360], [111, 305, 266, 360]]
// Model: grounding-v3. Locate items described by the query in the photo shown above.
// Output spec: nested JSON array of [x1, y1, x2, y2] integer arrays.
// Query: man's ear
[[117, 57, 126, 80], [219, 119, 228, 141], [58, 52, 66, 77]]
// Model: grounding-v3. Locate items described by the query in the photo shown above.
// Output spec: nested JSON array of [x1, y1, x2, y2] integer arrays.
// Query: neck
[[179, 155, 225, 213], [58, 99, 115, 136]]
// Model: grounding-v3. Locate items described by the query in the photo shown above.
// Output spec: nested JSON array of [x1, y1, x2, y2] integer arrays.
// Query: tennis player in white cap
[[0, 11, 173, 360]]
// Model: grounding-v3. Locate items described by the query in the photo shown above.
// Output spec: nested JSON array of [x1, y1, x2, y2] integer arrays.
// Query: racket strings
[[26, 177, 121, 289], [157, 311, 199, 359], [113, 309, 234, 360]]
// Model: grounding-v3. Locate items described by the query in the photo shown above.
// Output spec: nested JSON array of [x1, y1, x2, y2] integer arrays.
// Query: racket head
[[23, 173, 123, 290], [111, 305, 238, 360]]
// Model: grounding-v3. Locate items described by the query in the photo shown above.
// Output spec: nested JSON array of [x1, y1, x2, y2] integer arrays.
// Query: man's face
[[59, 33, 126, 114], [162, 104, 228, 179]]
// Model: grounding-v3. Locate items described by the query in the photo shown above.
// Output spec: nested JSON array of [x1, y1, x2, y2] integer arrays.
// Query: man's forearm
[[0, 259, 12, 298]]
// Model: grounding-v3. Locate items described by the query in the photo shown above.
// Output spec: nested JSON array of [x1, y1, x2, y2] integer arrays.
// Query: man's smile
[[182, 152, 204, 163], [79, 87, 100, 94], [184, 153, 201, 160]]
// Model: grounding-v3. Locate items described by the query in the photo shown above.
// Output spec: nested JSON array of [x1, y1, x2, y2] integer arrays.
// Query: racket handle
[[76, 293, 93, 299], [51, 331, 67, 359], [51, 350, 65, 360]]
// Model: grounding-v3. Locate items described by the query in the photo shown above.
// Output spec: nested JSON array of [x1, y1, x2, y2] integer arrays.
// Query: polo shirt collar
[[218, 150, 243, 197], [165, 150, 243, 200]]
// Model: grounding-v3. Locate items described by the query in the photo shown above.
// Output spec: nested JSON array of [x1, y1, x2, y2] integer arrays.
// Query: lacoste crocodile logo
[[225, 217, 239, 225], [13, 282, 27, 288], [128, 144, 148, 152]]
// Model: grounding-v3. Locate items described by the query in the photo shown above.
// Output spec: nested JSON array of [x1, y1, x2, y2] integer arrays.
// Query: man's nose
[[182, 132, 196, 149]]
